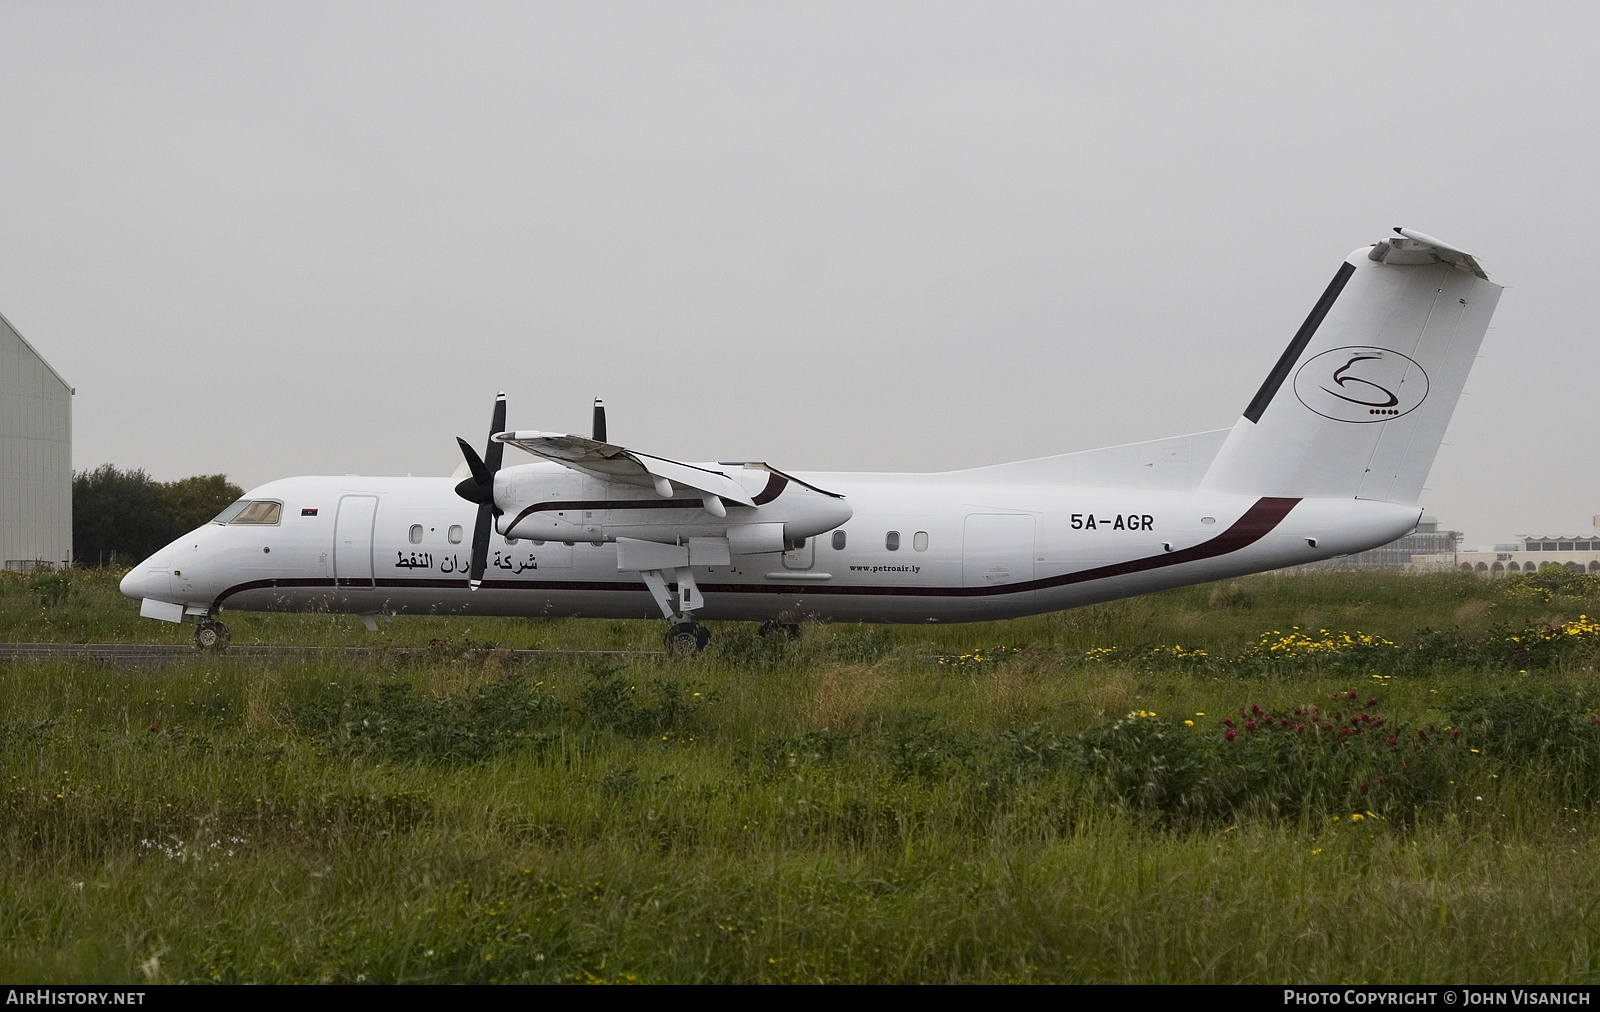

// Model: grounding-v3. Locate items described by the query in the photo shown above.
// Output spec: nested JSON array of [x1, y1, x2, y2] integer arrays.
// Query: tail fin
[[1200, 228, 1502, 503]]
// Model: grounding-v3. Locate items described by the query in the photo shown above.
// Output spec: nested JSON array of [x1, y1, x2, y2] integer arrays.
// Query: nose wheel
[[193, 619, 231, 651], [663, 621, 710, 657]]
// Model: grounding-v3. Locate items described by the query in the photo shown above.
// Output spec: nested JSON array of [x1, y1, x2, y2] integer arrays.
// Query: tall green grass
[[2, 568, 1599, 982]]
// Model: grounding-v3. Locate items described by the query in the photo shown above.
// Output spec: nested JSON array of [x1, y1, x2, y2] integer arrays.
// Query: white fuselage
[[120, 463, 1420, 625], [119, 231, 1502, 631]]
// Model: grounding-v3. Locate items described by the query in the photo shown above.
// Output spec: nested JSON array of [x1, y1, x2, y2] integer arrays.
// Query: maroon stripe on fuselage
[[212, 577, 336, 609], [704, 495, 1301, 598], [210, 497, 1301, 608]]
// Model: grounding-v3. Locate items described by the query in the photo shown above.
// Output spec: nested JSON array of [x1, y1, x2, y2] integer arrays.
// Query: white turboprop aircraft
[[122, 228, 1500, 654]]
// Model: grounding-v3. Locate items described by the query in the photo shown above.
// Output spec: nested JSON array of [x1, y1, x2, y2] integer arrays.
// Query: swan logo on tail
[[1293, 346, 1429, 423]]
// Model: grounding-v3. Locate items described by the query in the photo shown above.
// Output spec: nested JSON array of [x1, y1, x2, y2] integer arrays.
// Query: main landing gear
[[193, 618, 230, 651], [636, 566, 712, 657], [759, 620, 801, 641], [635, 567, 800, 657], [663, 621, 711, 657]]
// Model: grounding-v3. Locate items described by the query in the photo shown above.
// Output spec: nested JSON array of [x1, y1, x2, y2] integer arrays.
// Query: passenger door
[[334, 495, 378, 589]]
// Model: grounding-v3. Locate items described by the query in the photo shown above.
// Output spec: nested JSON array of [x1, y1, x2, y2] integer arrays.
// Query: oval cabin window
[[409, 524, 424, 544], [885, 531, 900, 551], [448, 525, 463, 544], [832, 530, 847, 550], [913, 531, 929, 552]]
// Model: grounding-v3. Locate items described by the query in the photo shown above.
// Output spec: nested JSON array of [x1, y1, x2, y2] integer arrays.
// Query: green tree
[[72, 466, 243, 568], [156, 474, 244, 533]]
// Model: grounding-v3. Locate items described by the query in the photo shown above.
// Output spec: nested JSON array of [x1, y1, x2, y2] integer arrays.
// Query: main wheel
[[758, 620, 801, 641], [193, 619, 230, 651], [663, 621, 710, 657]]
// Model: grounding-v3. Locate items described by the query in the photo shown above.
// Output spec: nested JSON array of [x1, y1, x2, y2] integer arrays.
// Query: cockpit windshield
[[212, 500, 282, 525], [212, 500, 249, 524]]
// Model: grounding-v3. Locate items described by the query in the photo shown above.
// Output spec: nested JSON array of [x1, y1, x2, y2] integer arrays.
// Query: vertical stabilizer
[[1200, 230, 1502, 503]]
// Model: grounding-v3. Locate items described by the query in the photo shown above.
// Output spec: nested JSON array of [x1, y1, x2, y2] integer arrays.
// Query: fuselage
[[119, 463, 1420, 625], [119, 230, 1502, 633]]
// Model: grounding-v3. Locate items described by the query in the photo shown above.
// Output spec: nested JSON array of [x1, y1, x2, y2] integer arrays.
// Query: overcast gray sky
[[2, 3, 1594, 547]]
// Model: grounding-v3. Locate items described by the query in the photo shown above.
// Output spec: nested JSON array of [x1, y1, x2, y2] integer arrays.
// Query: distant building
[[1305, 515, 1463, 569], [1416, 517, 1600, 577], [0, 310, 72, 570]]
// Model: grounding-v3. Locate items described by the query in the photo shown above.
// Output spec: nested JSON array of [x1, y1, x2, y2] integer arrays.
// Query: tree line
[[74, 465, 243, 568]]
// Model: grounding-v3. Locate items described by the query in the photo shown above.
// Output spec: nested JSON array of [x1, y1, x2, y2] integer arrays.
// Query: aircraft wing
[[494, 431, 757, 506]]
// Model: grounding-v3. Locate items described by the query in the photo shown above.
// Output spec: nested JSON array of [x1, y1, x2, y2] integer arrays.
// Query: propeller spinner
[[453, 392, 507, 589]]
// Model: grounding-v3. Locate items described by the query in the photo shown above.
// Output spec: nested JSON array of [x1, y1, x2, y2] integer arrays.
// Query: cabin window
[[913, 531, 929, 552], [448, 525, 463, 544], [832, 530, 846, 550], [409, 524, 424, 544], [885, 531, 900, 551], [505, 536, 519, 546], [229, 501, 282, 525]]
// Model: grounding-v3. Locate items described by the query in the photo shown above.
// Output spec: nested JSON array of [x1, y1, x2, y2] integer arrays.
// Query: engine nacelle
[[493, 461, 851, 552]]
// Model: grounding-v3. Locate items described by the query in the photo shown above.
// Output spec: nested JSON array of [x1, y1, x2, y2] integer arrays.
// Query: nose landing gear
[[193, 618, 231, 651]]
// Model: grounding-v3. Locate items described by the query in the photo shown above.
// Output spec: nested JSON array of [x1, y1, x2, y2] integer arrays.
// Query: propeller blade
[[592, 398, 607, 442], [457, 392, 508, 589], [484, 392, 507, 473], [468, 500, 493, 588], [453, 437, 494, 505]]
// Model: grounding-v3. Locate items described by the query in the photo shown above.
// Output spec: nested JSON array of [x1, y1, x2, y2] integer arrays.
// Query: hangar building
[[1, 310, 72, 570]]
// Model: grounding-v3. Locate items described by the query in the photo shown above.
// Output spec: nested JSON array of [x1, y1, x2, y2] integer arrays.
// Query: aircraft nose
[[120, 566, 161, 601], [119, 568, 143, 600]]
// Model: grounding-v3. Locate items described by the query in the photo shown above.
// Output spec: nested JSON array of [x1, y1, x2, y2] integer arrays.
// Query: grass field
[[3, 566, 1600, 983]]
